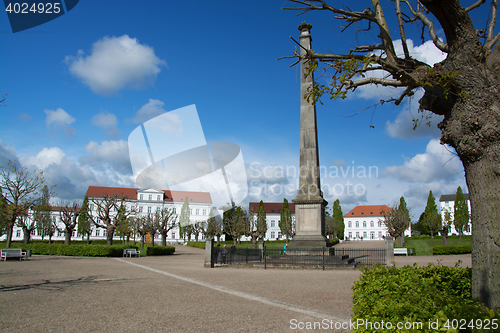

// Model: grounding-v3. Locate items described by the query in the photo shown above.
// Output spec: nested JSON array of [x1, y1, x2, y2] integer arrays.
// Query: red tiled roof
[[248, 202, 295, 214], [85, 186, 212, 204], [344, 205, 391, 218]]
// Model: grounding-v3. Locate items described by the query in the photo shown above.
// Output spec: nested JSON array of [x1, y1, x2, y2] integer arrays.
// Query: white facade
[[242, 202, 296, 242], [2, 186, 215, 244], [439, 193, 472, 236], [343, 205, 411, 241]]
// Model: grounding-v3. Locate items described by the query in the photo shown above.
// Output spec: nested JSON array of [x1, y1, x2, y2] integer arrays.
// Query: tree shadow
[[0, 276, 131, 292]]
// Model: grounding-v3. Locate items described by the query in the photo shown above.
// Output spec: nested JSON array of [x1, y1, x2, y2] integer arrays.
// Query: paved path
[[0, 245, 472, 332]]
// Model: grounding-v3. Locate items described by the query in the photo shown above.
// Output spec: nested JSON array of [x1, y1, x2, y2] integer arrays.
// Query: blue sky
[[3, 0, 492, 219]]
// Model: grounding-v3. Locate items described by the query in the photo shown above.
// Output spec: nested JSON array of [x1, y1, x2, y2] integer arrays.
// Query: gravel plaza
[[0, 243, 472, 332]]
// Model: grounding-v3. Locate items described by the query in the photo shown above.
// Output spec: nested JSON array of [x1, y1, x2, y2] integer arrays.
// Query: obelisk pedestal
[[288, 22, 329, 250]]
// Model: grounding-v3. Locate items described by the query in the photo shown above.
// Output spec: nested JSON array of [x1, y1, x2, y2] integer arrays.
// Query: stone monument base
[[287, 234, 329, 249]]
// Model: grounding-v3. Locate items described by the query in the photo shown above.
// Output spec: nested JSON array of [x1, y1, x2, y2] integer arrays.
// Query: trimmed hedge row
[[352, 264, 498, 332], [4, 242, 137, 257], [146, 246, 175, 256], [433, 244, 472, 255]]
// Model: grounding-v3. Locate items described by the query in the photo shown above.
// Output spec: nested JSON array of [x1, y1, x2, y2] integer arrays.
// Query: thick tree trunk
[[23, 228, 30, 244], [161, 232, 167, 246], [65, 231, 71, 245], [6, 225, 13, 248], [106, 226, 115, 246]]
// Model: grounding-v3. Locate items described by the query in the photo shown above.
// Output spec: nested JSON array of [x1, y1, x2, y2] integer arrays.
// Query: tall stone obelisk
[[289, 22, 328, 249]]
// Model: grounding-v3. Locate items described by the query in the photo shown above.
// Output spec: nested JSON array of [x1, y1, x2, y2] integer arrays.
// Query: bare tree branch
[[465, 0, 486, 12], [486, 0, 498, 48], [400, 0, 449, 52], [396, 0, 410, 59]]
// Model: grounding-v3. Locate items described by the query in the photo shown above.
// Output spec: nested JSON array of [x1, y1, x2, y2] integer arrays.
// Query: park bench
[[1, 248, 27, 261], [394, 248, 408, 256], [123, 248, 140, 257]]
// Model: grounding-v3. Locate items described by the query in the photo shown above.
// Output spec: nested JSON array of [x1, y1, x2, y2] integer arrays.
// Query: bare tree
[[55, 201, 80, 245], [16, 211, 35, 244], [154, 208, 177, 246], [283, 0, 500, 308], [89, 194, 134, 246], [130, 215, 148, 250], [224, 205, 247, 246], [245, 202, 267, 248], [0, 161, 53, 247]]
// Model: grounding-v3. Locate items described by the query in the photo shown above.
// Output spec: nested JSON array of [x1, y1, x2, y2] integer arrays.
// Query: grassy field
[[404, 235, 471, 256]]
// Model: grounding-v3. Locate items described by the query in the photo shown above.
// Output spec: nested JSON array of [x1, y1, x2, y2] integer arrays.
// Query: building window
[[271, 220, 275, 228], [148, 206, 152, 213], [196, 209, 199, 215], [139, 206, 143, 213], [16, 230, 21, 238], [355, 221, 359, 228], [363, 221, 366, 228], [57, 231, 62, 237], [370, 221, 374, 228], [190, 209, 192, 215], [271, 231, 275, 238], [348, 232, 352, 239], [348, 221, 352, 228], [171, 233, 175, 239], [378, 231, 383, 239], [95, 230, 100, 237], [149, 195, 152, 200], [173, 208, 176, 214], [202, 209, 206, 215], [378, 221, 382, 227], [363, 231, 367, 239], [278, 232, 282, 239], [90, 204, 94, 211], [140, 194, 143, 200], [157, 195, 161, 201], [355, 232, 360, 239], [370, 231, 375, 239], [103, 230, 107, 237]]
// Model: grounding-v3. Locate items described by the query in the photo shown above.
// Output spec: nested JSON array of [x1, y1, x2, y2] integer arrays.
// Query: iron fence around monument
[[216, 247, 385, 269]]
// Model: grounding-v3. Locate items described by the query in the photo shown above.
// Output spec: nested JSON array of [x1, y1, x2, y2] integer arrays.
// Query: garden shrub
[[146, 245, 175, 256], [433, 244, 472, 255], [352, 264, 498, 332]]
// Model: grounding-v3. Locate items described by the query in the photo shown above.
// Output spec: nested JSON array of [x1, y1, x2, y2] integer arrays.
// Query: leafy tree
[[245, 201, 267, 247], [33, 185, 54, 241], [454, 186, 470, 238], [202, 209, 223, 242], [279, 198, 294, 241], [0, 192, 9, 237], [77, 195, 92, 245], [224, 204, 247, 245], [116, 216, 132, 245], [0, 160, 53, 247], [441, 208, 453, 246], [178, 196, 190, 241], [284, 0, 500, 309], [412, 212, 429, 236], [423, 191, 441, 239], [327, 199, 344, 240], [382, 197, 411, 245]]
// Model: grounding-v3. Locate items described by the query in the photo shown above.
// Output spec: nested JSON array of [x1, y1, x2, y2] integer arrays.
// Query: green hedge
[[433, 244, 472, 255], [352, 264, 497, 332], [2, 242, 137, 257], [146, 246, 175, 256], [186, 241, 206, 249]]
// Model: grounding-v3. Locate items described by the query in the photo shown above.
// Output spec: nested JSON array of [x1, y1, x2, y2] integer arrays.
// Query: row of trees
[[412, 187, 470, 245]]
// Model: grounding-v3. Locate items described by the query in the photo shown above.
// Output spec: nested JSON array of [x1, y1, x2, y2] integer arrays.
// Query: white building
[[343, 205, 411, 241], [245, 202, 296, 241], [439, 193, 471, 236], [3, 186, 214, 243]]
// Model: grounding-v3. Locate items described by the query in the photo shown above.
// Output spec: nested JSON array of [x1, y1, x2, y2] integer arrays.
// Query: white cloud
[[385, 90, 444, 139], [0, 140, 18, 167], [65, 35, 167, 96], [384, 139, 463, 183], [81, 140, 132, 175], [132, 99, 168, 124], [44, 108, 76, 137], [91, 111, 121, 137]]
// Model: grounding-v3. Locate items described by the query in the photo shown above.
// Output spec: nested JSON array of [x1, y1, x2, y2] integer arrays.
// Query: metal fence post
[[264, 246, 267, 269], [245, 247, 248, 264], [322, 247, 325, 270]]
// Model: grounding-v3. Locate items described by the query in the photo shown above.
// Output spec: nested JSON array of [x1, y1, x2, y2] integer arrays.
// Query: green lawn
[[404, 235, 471, 256]]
